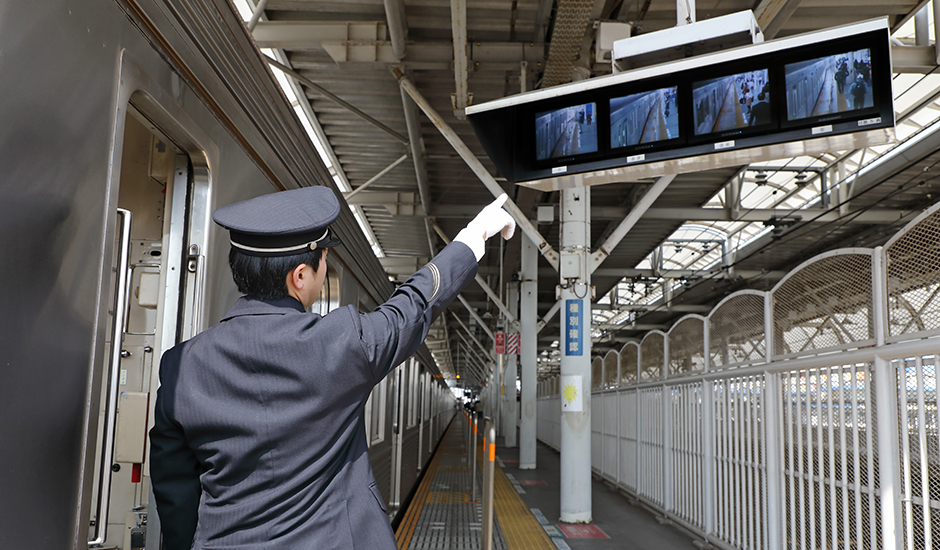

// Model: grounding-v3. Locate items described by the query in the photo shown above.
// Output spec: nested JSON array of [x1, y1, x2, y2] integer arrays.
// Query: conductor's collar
[[221, 296, 307, 321]]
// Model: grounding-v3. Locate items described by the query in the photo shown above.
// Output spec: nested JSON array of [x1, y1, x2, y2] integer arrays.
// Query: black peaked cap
[[212, 186, 343, 257]]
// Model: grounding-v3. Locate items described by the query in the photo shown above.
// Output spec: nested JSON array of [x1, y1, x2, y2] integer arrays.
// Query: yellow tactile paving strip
[[396, 415, 554, 549], [491, 457, 556, 549], [395, 419, 450, 550]]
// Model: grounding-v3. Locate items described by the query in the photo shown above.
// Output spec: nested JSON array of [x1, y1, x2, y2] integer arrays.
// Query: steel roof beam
[[395, 68, 560, 270], [591, 175, 676, 271], [457, 294, 495, 342], [266, 57, 409, 145], [348, 194, 910, 224], [400, 84, 433, 221], [754, 0, 805, 39], [451, 310, 492, 360], [344, 154, 409, 200], [432, 222, 517, 323]]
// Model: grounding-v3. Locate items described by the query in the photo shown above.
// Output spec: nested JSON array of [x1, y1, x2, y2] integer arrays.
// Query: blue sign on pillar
[[565, 299, 583, 356]]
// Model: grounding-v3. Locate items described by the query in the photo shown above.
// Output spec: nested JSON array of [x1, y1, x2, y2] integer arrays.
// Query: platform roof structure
[[232, 0, 940, 384]]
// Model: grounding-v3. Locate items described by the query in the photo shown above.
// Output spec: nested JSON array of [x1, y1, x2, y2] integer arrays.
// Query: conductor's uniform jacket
[[150, 241, 478, 549]]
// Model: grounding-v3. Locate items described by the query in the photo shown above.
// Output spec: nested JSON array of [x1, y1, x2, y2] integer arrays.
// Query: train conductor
[[149, 186, 516, 549]]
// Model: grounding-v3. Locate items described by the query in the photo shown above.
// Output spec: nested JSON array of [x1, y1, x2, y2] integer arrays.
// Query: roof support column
[[520, 232, 538, 468], [502, 283, 519, 448], [726, 171, 742, 220], [392, 68, 559, 270], [383, 0, 408, 60], [450, 0, 470, 119], [933, 0, 940, 65], [915, 5, 929, 47], [559, 185, 592, 523]]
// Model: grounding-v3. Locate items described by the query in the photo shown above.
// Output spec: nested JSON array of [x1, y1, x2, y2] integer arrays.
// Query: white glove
[[454, 194, 517, 261]]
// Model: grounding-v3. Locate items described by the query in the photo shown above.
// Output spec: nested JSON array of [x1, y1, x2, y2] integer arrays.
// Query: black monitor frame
[[467, 25, 893, 185], [686, 65, 777, 144], [529, 100, 604, 167], [606, 77, 685, 155], [777, 33, 889, 131]]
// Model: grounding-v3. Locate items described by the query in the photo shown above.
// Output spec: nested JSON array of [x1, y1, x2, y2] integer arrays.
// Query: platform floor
[[396, 415, 697, 550]]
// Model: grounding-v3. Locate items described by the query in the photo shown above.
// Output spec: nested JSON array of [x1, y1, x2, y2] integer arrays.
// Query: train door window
[[88, 106, 206, 548], [423, 373, 431, 422], [365, 377, 387, 446], [405, 359, 418, 428]]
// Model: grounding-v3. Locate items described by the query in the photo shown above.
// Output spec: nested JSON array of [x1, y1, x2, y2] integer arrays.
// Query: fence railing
[[536, 200, 940, 550]]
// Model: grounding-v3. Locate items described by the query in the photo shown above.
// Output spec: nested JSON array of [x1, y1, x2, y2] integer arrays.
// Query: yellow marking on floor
[[492, 460, 556, 549], [395, 420, 453, 549], [427, 491, 470, 504]]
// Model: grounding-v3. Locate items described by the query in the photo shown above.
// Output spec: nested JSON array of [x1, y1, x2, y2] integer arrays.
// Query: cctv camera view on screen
[[534, 102, 598, 161], [609, 87, 679, 148], [784, 48, 872, 121], [692, 69, 771, 136]]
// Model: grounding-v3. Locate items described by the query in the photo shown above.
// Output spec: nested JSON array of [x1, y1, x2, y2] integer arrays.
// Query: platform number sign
[[565, 299, 582, 356]]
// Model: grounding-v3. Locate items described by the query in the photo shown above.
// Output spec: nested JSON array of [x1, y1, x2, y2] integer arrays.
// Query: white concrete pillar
[[559, 186, 592, 523], [520, 233, 538, 469]]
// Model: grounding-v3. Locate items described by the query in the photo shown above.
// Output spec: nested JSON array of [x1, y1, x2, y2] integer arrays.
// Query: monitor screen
[[692, 69, 771, 136], [609, 87, 679, 148], [784, 48, 872, 122], [534, 103, 598, 161]]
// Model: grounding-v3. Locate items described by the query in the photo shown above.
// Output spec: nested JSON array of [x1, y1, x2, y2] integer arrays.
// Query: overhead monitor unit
[[466, 18, 895, 192]]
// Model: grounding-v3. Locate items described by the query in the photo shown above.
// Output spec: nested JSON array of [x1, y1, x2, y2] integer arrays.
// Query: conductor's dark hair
[[228, 247, 324, 300]]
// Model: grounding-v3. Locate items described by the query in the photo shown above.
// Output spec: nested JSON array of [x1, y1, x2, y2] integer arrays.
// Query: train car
[[0, 1, 456, 549]]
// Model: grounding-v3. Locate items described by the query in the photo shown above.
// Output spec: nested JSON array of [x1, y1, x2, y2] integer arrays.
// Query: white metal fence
[[537, 201, 940, 550]]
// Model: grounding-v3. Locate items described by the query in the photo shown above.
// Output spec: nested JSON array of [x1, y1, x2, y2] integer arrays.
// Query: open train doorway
[[87, 105, 206, 549]]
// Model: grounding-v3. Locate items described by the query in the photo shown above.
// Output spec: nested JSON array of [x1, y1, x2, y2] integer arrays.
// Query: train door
[[86, 108, 205, 550], [388, 362, 405, 516]]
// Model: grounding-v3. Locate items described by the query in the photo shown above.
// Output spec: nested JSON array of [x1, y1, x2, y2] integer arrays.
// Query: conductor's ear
[[286, 263, 309, 292]]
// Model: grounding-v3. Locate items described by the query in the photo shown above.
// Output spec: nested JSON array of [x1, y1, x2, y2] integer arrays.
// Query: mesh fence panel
[[713, 376, 766, 549], [773, 253, 874, 359], [886, 207, 940, 341], [781, 364, 880, 550], [672, 383, 704, 530], [669, 317, 705, 376], [896, 356, 940, 549], [621, 343, 638, 384], [604, 351, 619, 388], [592, 357, 603, 389], [641, 332, 664, 380], [638, 387, 664, 505], [709, 293, 766, 369]]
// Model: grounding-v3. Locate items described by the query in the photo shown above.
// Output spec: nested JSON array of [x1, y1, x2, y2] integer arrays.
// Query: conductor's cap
[[212, 186, 343, 257]]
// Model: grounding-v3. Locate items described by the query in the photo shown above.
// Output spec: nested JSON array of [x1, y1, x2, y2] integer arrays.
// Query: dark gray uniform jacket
[[150, 241, 477, 549]]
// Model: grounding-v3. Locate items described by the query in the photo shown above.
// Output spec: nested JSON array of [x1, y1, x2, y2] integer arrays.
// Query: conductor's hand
[[455, 194, 517, 261]]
